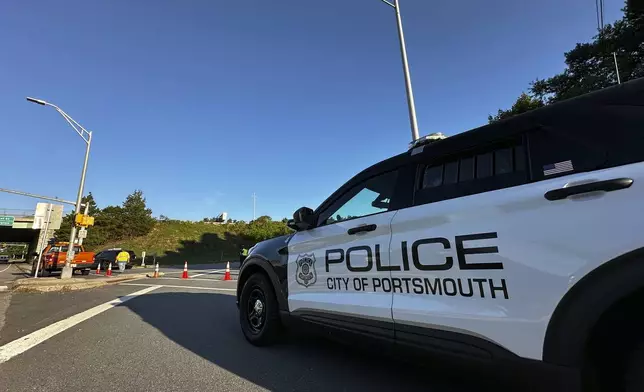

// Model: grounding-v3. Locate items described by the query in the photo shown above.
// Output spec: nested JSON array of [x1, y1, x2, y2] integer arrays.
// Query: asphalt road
[[0, 262, 26, 288], [0, 269, 539, 392]]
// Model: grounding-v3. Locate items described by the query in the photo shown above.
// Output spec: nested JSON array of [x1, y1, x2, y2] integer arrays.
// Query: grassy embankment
[[97, 220, 246, 265]]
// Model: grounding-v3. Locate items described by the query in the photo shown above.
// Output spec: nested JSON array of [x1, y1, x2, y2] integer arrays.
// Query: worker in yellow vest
[[116, 250, 130, 273], [240, 246, 249, 263]]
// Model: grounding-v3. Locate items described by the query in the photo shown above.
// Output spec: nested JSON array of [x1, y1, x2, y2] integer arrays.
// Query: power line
[[596, 0, 605, 32]]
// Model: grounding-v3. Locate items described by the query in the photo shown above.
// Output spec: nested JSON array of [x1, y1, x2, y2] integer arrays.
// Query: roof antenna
[[408, 132, 447, 150]]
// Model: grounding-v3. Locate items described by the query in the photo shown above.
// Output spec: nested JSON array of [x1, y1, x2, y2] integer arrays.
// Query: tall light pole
[[379, 0, 420, 142], [26, 97, 93, 279]]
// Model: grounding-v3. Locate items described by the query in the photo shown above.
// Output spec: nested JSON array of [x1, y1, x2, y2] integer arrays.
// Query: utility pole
[[379, 0, 420, 142], [252, 193, 257, 221], [613, 52, 621, 84], [27, 97, 93, 279]]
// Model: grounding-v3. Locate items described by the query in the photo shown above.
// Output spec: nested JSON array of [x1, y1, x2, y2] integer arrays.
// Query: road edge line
[[0, 285, 161, 364]]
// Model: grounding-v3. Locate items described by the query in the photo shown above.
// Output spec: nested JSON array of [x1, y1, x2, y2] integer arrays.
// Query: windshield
[[49, 246, 82, 253]]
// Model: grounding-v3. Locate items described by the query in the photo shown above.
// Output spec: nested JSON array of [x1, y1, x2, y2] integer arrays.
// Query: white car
[[237, 78, 644, 391], [0, 255, 9, 263]]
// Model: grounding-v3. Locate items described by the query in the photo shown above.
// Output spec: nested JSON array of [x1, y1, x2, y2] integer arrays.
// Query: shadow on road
[[120, 291, 487, 392], [153, 232, 251, 265]]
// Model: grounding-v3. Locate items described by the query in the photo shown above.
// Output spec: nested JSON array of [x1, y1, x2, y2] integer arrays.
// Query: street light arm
[[379, 0, 395, 7], [26, 97, 91, 144], [55, 108, 90, 144]]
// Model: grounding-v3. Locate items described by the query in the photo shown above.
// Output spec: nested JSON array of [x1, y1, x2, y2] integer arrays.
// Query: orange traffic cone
[[96, 262, 101, 275], [223, 262, 231, 281], [152, 263, 159, 278], [106, 262, 112, 277], [182, 261, 189, 279]]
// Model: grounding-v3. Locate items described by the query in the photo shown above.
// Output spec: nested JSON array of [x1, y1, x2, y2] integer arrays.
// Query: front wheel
[[239, 273, 282, 346]]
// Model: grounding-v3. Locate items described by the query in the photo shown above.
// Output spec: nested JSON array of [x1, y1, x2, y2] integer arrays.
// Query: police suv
[[237, 78, 644, 391]]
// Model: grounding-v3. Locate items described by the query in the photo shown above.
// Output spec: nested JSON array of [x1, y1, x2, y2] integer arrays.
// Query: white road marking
[[153, 276, 230, 282], [0, 264, 12, 273], [120, 282, 236, 292], [0, 285, 160, 364], [190, 269, 225, 278], [161, 269, 219, 275]]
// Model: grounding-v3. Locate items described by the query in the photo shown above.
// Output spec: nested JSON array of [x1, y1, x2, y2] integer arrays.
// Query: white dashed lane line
[[119, 282, 236, 292]]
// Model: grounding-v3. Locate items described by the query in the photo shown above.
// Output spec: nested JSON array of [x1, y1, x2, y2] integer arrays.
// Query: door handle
[[347, 224, 377, 235], [544, 178, 633, 201]]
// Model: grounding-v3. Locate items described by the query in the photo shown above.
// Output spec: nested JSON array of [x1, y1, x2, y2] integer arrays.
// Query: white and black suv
[[237, 78, 644, 391]]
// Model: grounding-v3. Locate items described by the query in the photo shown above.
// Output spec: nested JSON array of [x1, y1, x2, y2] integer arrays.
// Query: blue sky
[[1, 0, 624, 221]]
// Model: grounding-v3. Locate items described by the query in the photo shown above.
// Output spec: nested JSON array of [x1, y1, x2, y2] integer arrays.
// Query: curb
[[10, 273, 149, 293]]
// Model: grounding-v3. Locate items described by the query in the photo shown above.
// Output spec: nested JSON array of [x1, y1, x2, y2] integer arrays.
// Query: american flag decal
[[543, 160, 574, 176]]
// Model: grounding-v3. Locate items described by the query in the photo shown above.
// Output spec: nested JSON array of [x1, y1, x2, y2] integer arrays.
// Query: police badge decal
[[295, 253, 317, 287]]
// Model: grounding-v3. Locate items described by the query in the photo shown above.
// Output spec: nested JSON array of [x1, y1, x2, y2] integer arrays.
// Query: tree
[[488, 93, 544, 123], [54, 193, 100, 243], [121, 190, 155, 238], [492, 2, 643, 119], [55, 190, 156, 247], [83, 192, 100, 215]]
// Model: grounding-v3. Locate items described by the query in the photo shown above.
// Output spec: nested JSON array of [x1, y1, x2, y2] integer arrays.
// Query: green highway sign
[[0, 216, 15, 226]]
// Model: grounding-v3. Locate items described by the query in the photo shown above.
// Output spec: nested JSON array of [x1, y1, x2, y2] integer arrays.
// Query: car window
[[321, 170, 399, 225], [422, 165, 443, 188], [416, 139, 528, 205], [54, 245, 82, 253]]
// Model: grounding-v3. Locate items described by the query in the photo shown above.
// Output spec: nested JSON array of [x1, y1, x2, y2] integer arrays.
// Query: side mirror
[[289, 207, 315, 231]]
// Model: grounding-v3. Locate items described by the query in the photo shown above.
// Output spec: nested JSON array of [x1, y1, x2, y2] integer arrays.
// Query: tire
[[624, 340, 644, 392], [81, 269, 90, 275], [239, 273, 282, 346]]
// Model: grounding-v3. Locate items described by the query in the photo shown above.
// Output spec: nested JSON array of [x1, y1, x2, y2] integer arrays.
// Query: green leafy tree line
[[239, 215, 292, 243], [54, 190, 156, 249], [490, 1, 643, 122]]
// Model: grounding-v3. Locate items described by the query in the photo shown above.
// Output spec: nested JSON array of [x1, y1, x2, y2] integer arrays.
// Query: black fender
[[237, 257, 288, 311], [543, 247, 644, 367]]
